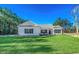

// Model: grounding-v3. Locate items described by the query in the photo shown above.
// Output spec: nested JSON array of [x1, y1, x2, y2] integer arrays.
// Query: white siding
[[18, 26, 40, 36], [18, 25, 63, 36]]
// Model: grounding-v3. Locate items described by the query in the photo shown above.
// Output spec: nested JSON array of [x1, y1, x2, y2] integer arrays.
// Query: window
[[54, 29, 61, 33], [24, 29, 33, 34], [41, 30, 47, 33]]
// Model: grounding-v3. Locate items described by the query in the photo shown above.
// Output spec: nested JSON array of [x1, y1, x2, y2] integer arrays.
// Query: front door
[[49, 30, 51, 34]]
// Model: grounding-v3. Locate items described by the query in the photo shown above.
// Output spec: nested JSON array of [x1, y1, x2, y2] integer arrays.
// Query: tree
[[71, 6, 79, 33], [53, 17, 73, 33], [53, 17, 64, 27], [0, 7, 25, 35]]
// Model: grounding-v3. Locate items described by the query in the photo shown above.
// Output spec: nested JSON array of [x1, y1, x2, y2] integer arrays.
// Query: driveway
[[64, 33, 79, 38]]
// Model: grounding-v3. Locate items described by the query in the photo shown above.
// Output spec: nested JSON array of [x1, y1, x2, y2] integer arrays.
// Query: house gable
[[18, 21, 38, 27]]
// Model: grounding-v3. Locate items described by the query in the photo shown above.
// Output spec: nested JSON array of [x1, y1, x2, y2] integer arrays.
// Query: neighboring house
[[18, 21, 63, 36]]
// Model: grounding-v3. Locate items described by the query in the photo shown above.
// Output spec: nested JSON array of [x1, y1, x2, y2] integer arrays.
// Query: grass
[[0, 35, 79, 54]]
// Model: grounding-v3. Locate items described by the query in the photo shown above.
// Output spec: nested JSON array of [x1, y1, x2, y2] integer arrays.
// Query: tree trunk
[[75, 16, 79, 33]]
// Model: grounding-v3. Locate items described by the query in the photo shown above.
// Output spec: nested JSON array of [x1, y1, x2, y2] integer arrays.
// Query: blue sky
[[0, 4, 78, 24]]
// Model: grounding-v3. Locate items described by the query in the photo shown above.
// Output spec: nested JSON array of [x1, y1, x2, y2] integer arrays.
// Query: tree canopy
[[53, 17, 73, 33], [0, 7, 25, 35]]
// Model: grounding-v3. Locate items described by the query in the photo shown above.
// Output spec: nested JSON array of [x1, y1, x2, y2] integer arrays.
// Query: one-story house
[[18, 21, 63, 36]]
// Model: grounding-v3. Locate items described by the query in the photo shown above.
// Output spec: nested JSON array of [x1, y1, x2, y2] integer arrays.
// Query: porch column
[[47, 29, 49, 35], [61, 29, 63, 34], [53, 28, 55, 35]]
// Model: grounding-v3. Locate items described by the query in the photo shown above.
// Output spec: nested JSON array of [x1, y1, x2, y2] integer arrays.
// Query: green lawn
[[0, 35, 79, 54]]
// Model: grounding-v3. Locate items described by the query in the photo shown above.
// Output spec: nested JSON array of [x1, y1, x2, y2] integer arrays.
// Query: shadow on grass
[[0, 38, 48, 44], [0, 45, 57, 54], [16, 36, 48, 38], [15, 38, 48, 42], [25, 45, 54, 53]]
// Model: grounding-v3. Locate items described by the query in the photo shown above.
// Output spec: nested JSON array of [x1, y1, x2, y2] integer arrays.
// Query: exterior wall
[[18, 26, 40, 36], [50, 29, 54, 35], [18, 26, 63, 36]]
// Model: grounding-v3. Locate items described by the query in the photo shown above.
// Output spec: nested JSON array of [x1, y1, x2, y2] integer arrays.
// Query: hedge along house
[[18, 21, 63, 36]]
